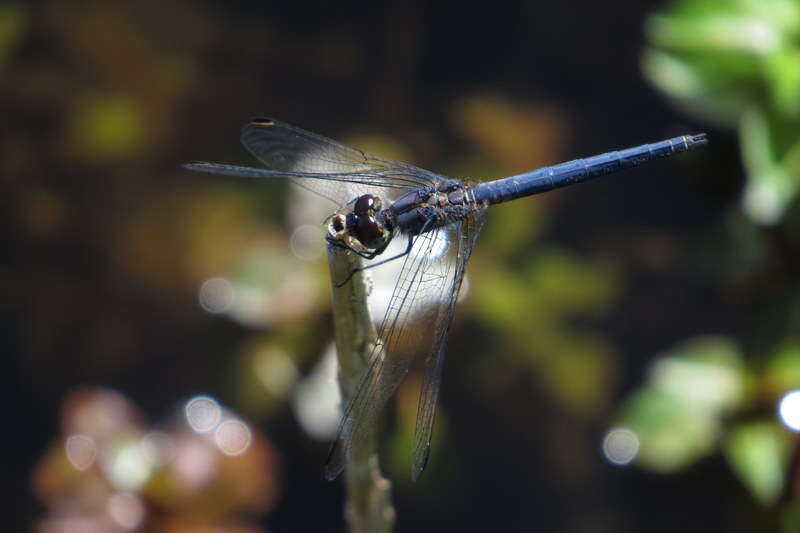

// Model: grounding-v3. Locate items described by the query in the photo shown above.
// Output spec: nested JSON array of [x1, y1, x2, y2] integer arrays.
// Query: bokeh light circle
[[65, 434, 97, 471], [214, 419, 253, 456], [185, 395, 222, 433], [289, 224, 325, 261], [602, 427, 640, 466], [107, 492, 145, 530], [778, 390, 800, 432], [198, 277, 235, 314]]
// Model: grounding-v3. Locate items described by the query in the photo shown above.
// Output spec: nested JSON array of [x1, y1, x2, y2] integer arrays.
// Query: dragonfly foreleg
[[334, 217, 434, 288], [327, 237, 381, 259]]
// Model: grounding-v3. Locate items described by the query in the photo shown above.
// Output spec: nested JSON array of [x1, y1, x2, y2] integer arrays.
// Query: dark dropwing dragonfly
[[186, 118, 707, 481]]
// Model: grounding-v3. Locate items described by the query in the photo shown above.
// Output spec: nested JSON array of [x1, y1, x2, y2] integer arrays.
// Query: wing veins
[[411, 213, 484, 480], [325, 228, 448, 479]]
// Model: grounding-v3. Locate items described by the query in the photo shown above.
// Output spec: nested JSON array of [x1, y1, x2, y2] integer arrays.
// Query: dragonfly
[[185, 118, 707, 481]]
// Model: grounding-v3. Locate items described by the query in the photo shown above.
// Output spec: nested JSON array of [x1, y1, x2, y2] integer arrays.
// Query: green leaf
[[764, 46, 800, 116], [643, 0, 800, 134], [616, 336, 749, 472], [69, 95, 146, 161], [764, 342, 800, 395], [481, 198, 543, 256], [740, 105, 800, 225], [647, 0, 800, 54], [526, 249, 620, 316], [620, 389, 720, 472], [641, 49, 756, 127], [649, 336, 748, 414], [723, 421, 792, 505]]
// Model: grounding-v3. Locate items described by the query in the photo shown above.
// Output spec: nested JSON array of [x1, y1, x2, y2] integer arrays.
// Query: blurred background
[[3, 0, 800, 531]]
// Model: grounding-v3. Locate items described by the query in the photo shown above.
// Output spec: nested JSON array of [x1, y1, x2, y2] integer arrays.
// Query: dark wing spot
[[249, 117, 275, 126]]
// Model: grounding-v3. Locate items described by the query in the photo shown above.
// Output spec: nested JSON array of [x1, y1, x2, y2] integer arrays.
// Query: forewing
[[411, 210, 485, 480], [241, 118, 441, 206], [324, 224, 463, 480], [184, 161, 421, 203]]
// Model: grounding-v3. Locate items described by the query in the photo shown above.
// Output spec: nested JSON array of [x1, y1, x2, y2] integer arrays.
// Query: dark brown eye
[[355, 214, 384, 248], [354, 194, 379, 215]]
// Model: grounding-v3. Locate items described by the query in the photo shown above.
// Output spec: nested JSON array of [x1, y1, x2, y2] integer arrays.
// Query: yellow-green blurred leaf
[[647, 0, 800, 54], [472, 247, 620, 416], [67, 95, 147, 161], [723, 421, 791, 505], [641, 49, 757, 127], [471, 267, 529, 328], [450, 94, 569, 174], [0, 3, 26, 70], [621, 389, 720, 472], [527, 249, 620, 316], [765, 46, 800, 116], [540, 337, 615, 416], [235, 342, 300, 416], [480, 198, 544, 256], [649, 335, 748, 414], [740, 105, 800, 224], [764, 342, 800, 395], [618, 336, 747, 472], [643, 0, 800, 132]]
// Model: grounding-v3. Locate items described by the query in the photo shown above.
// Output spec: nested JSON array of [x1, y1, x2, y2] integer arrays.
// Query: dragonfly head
[[326, 194, 391, 252], [350, 194, 389, 249]]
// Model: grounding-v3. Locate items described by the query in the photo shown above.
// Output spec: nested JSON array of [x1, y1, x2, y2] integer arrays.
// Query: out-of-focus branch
[[327, 246, 395, 533]]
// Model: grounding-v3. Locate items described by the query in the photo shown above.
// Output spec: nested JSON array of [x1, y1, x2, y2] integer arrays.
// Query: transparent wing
[[411, 210, 485, 480], [325, 214, 483, 481], [239, 118, 442, 206], [184, 160, 427, 205]]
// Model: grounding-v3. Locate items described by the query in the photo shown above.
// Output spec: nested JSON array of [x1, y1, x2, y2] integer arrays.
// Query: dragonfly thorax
[[326, 193, 393, 253]]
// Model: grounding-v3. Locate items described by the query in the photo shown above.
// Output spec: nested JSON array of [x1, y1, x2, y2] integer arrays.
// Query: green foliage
[[764, 342, 800, 394], [615, 316, 800, 508], [618, 336, 747, 472], [644, 0, 800, 224], [724, 421, 792, 505], [472, 245, 620, 415], [634, 2, 800, 517]]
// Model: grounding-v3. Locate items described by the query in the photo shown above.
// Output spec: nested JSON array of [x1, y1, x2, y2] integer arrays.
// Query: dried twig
[[327, 245, 395, 533]]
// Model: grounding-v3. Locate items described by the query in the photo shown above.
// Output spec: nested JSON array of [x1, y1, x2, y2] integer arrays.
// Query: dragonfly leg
[[327, 237, 384, 261], [334, 218, 434, 288]]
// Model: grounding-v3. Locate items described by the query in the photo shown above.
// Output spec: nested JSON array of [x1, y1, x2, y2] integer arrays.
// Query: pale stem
[[327, 245, 395, 533]]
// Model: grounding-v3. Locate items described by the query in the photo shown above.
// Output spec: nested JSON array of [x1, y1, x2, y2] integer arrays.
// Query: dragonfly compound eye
[[354, 213, 385, 249], [354, 194, 381, 215]]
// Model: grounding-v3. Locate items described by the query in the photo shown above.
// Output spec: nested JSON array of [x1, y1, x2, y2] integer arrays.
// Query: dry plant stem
[[328, 245, 396, 533]]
